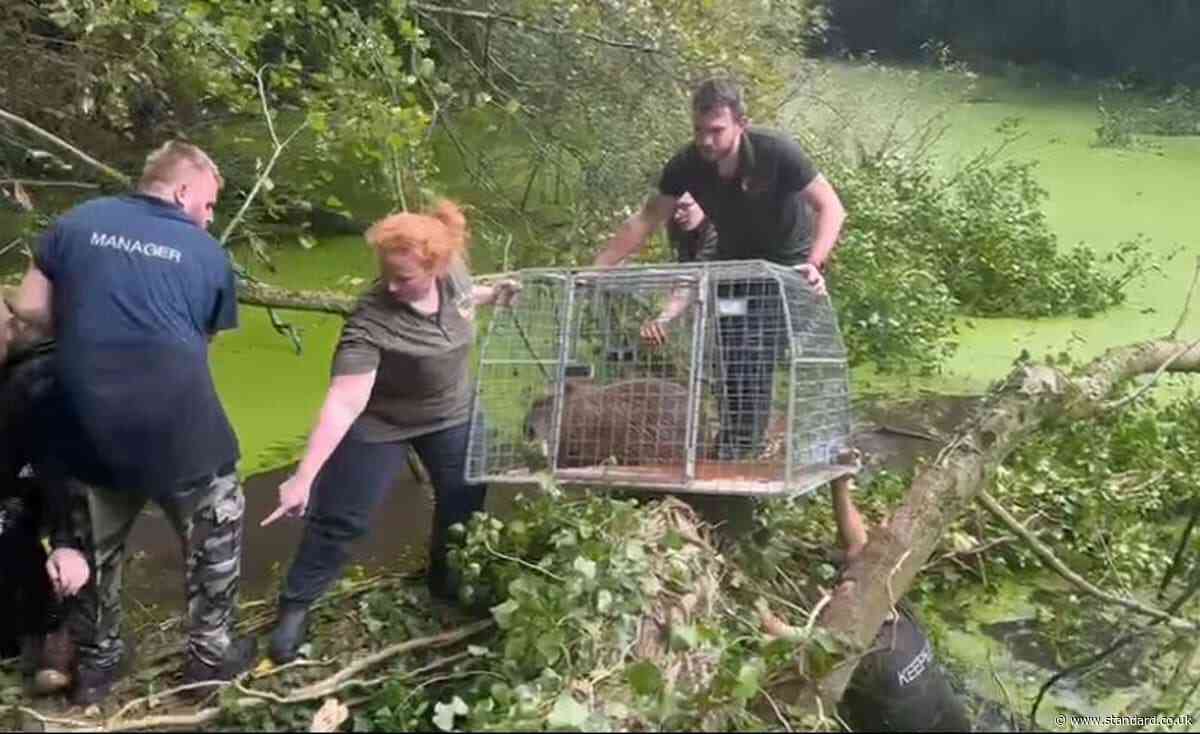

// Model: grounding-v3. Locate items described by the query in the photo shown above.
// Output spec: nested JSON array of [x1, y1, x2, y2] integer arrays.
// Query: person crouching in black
[[0, 299, 83, 695], [828, 451, 970, 731]]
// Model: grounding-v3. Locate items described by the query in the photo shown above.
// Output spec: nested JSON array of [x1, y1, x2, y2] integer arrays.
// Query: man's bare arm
[[799, 174, 846, 269], [832, 472, 868, 561], [13, 263, 53, 333], [594, 193, 677, 267]]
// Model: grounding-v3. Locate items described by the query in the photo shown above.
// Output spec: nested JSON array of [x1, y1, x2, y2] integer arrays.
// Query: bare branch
[[0, 178, 101, 189], [0, 107, 131, 185], [1104, 338, 1200, 411], [10, 619, 496, 732], [1170, 255, 1200, 340], [410, 2, 661, 54], [978, 491, 1196, 629]]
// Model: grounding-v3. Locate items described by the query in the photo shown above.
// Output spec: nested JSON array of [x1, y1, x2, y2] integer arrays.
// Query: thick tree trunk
[[783, 340, 1200, 718]]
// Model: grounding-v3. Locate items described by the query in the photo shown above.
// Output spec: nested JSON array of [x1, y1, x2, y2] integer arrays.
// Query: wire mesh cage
[[466, 260, 855, 497]]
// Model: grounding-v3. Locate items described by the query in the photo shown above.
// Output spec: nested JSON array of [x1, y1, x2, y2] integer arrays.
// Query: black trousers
[[715, 280, 786, 459], [280, 422, 487, 606], [0, 492, 63, 658]]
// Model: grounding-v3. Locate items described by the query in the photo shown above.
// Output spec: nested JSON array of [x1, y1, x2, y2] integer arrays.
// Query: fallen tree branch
[[978, 491, 1196, 629], [0, 107, 132, 186], [30, 620, 497, 732], [779, 339, 1200, 717]]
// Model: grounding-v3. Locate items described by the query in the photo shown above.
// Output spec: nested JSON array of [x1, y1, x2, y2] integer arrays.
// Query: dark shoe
[[70, 663, 122, 707], [32, 628, 76, 696], [181, 636, 259, 688], [268, 604, 311, 665]]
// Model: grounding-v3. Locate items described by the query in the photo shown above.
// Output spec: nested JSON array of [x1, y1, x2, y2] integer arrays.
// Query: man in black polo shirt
[[598, 78, 847, 458], [10, 141, 256, 705]]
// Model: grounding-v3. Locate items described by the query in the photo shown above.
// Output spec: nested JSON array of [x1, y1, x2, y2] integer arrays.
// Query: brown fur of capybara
[[525, 378, 696, 468]]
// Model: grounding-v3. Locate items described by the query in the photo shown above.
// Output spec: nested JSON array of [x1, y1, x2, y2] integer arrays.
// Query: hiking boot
[[70, 662, 123, 707], [181, 636, 259, 688], [32, 628, 76, 696], [268, 604, 311, 665]]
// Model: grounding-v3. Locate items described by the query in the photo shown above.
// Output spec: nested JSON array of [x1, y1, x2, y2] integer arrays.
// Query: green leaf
[[733, 661, 761, 701], [491, 599, 519, 629], [626, 660, 663, 696], [573, 556, 597, 581], [432, 696, 468, 731], [535, 631, 563, 665], [185, 1, 211, 20], [297, 234, 318, 250], [547, 692, 589, 730], [669, 623, 699, 651], [596, 589, 613, 613]]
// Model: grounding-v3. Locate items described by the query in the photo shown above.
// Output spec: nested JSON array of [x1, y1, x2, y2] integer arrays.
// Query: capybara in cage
[[525, 378, 695, 468]]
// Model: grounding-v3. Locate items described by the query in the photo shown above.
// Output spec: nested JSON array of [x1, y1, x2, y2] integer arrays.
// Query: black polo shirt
[[658, 127, 819, 266], [666, 218, 718, 263]]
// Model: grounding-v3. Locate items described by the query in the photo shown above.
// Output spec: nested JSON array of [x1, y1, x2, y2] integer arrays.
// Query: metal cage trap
[[465, 260, 855, 497]]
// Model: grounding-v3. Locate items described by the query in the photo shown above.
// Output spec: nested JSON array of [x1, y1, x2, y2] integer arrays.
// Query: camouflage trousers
[[64, 471, 245, 670]]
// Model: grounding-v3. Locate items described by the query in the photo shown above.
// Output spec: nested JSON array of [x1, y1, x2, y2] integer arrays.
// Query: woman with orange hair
[[261, 200, 518, 664]]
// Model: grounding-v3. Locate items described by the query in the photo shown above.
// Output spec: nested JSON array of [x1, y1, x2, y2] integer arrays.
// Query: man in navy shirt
[[11, 141, 255, 705]]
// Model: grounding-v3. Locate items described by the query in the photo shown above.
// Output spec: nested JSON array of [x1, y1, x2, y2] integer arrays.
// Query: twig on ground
[[25, 620, 494, 732], [253, 657, 336, 680], [106, 680, 237, 726], [482, 538, 565, 582], [762, 688, 793, 732]]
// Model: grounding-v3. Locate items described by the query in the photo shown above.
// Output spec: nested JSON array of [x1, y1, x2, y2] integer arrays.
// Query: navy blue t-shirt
[[35, 194, 240, 495]]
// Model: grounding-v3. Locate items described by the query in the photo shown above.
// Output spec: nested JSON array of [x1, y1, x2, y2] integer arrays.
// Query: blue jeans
[[279, 422, 486, 606]]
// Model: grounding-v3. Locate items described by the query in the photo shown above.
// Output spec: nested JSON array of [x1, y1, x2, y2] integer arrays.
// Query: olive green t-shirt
[[332, 259, 477, 442]]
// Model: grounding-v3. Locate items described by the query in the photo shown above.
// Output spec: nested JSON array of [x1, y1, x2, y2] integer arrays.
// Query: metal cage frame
[[465, 260, 855, 497]]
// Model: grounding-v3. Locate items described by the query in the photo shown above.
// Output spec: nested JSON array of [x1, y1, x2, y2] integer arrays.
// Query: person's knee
[[308, 508, 371, 543]]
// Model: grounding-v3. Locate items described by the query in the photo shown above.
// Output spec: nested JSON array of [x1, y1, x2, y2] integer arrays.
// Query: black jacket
[[0, 339, 75, 549]]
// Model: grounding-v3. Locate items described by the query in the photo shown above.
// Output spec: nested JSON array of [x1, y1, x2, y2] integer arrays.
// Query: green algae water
[[800, 63, 1200, 397]]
